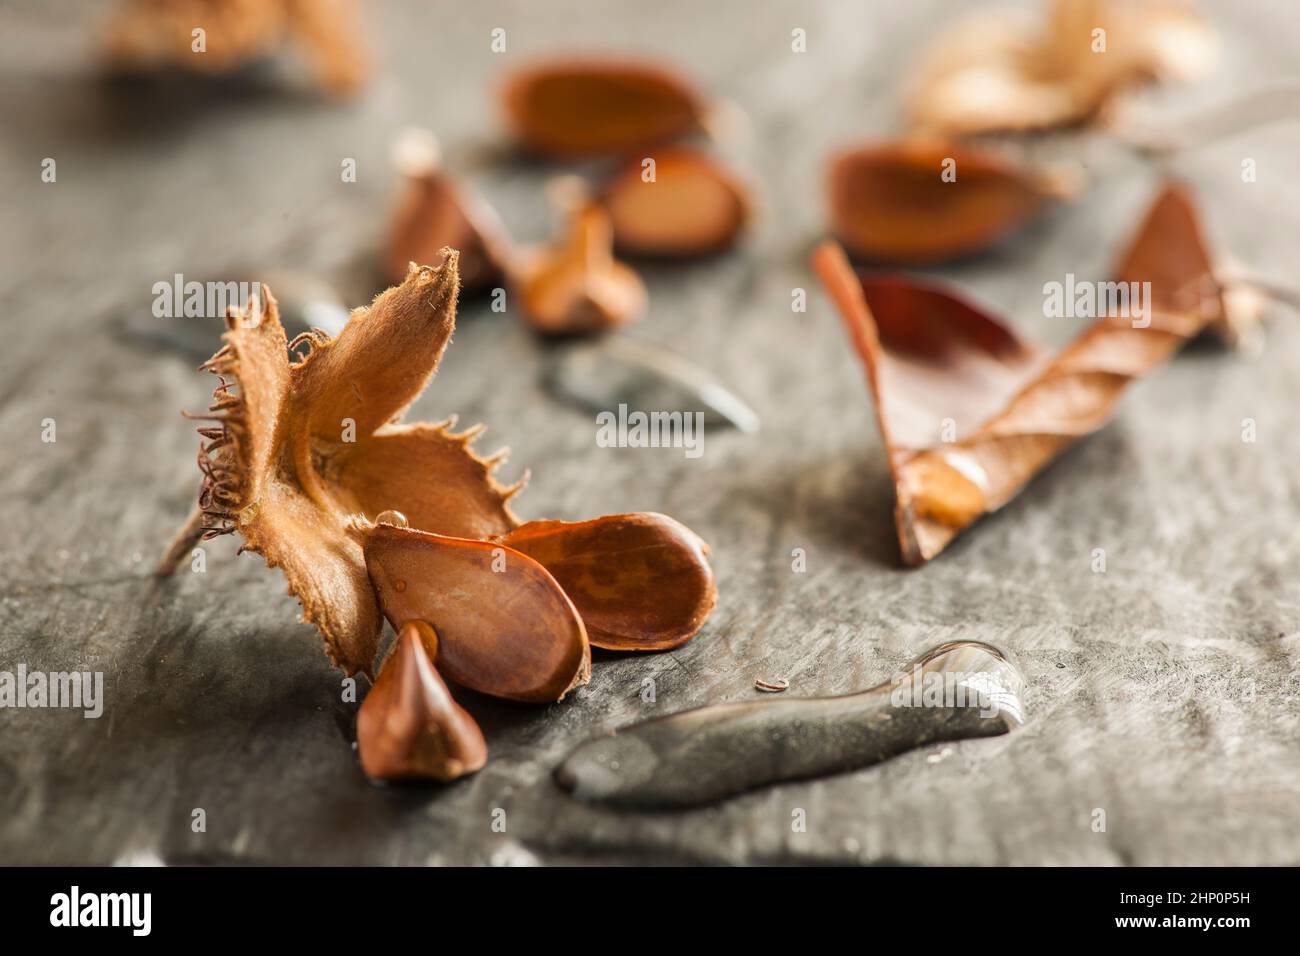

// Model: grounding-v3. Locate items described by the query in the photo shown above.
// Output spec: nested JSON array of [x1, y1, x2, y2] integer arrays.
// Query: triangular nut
[[356, 621, 487, 783]]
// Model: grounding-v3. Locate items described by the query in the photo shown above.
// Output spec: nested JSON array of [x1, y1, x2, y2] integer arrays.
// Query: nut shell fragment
[[602, 148, 750, 258], [827, 140, 1067, 264], [501, 59, 705, 160], [364, 523, 591, 703], [514, 203, 646, 335], [384, 130, 513, 291], [357, 621, 487, 783], [502, 512, 717, 651]]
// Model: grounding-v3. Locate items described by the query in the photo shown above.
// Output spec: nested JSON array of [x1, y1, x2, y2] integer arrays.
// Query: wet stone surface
[[1, 0, 1298, 864]]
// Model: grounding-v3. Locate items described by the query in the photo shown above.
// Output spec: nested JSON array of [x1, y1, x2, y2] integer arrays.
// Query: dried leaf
[[384, 129, 513, 291], [363, 523, 591, 703], [501, 513, 717, 651], [906, 0, 1217, 135], [814, 182, 1220, 564], [1111, 181, 1259, 346], [501, 59, 706, 160], [188, 252, 518, 675], [356, 621, 487, 783], [513, 200, 647, 335], [601, 148, 751, 258], [826, 140, 1075, 264], [104, 0, 369, 96]]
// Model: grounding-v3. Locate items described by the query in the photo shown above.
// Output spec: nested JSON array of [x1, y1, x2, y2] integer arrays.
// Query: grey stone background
[[0, 0, 1296, 865]]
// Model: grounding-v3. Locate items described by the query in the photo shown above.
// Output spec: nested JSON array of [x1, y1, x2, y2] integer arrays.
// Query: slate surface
[[1, 0, 1297, 866]]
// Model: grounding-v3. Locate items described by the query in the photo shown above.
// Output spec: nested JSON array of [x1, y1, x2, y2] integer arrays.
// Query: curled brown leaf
[[814, 182, 1221, 564]]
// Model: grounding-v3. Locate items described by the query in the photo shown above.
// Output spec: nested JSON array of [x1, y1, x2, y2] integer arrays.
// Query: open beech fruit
[[827, 140, 1078, 264], [103, 0, 370, 97], [905, 0, 1217, 135], [162, 248, 717, 696], [814, 182, 1226, 564], [500, 59, 707, 160]]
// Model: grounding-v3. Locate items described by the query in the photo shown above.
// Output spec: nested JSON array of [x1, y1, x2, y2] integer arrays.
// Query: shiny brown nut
[[513, 201, 646, 335], [501, 512, 717, 651], [827, 139, 1075, 264], [356, 621, 488, 783], [384, 129, 513, 291], [501, 58, 706, 160], [364, 524, 591, 702], [602, 148, 751, 259]]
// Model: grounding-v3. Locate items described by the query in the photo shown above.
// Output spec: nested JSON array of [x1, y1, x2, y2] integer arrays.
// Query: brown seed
[[826, 139, 1075, 264], [500, 59, 705, 160], [513, 190, 647, 335], [501, 512, 717, 652], [602, 148, 751, 259], [384, 129, 513, 291], [356, 621, 487, 783], [364, 523, 591, 702]]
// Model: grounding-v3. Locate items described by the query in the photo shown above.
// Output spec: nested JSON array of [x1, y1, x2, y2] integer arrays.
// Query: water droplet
[[394, 579, 407, 593], [376, 509, 409, 528]]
